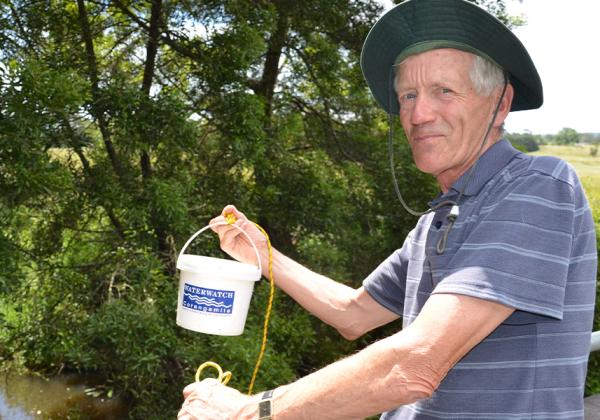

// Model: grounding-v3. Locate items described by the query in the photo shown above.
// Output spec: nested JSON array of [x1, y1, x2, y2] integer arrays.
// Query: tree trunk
[[253, 0, 290, 120], [140, 0, 162, 180], [253, 1, 295, 253], [139, 0, 175, 273], [76, 0, 127, 187]]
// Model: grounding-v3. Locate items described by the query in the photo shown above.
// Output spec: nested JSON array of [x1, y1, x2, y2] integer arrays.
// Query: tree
[[554, 127, 580, 145], [506, 131, 540, 152]]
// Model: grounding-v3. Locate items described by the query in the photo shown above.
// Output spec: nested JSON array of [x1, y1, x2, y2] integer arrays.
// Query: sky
[[377, 0, 600, 135], [503, 0, 600, 134]]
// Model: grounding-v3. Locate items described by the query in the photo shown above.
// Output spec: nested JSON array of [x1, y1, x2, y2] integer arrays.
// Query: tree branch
[[256, 4, 289, 119], [60, 115, 126, 240], [139, 0, 163, 181], [7, 1, 37, 54], [287, 45, 360, 162], [76, 0, 128, 187], [110, 0, 204, 61]]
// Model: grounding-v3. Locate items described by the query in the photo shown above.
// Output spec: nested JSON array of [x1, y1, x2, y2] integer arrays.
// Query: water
[[0, 372, 128, 419]]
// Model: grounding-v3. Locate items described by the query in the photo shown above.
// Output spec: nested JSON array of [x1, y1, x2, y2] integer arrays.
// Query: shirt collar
[[429, 139, 522, 206]]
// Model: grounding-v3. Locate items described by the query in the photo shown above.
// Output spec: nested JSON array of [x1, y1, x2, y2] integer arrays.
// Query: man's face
[[395, 49, 500, 191]]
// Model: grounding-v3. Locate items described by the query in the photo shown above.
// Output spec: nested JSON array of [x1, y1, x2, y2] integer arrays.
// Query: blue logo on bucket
[[183, 283, 234, 315]]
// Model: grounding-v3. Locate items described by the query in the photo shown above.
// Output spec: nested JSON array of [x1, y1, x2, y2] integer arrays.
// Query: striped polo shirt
[[364, 139, 598, 419]]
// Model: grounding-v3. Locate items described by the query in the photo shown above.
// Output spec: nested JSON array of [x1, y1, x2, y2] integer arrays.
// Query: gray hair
[[394, 51, 505, 97], [470, 54, 505, 96]]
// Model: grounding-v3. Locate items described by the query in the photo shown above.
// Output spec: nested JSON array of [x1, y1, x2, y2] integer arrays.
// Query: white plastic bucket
[[176, 222, 262, 336]]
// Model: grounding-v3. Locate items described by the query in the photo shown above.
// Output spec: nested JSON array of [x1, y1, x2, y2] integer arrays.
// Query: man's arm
[[179, 293, 514, 420], [211, 206, 399, 339], [268, 248, 399, 339]]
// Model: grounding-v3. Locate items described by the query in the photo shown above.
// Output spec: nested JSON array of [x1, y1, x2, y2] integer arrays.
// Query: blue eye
[[400, 93, 416, 101], [397, 91, 416, 110]]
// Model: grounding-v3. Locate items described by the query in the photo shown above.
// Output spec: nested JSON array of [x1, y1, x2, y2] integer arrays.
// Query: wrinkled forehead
[[395, 47, 476, 68], [394, 48, 476, 88]]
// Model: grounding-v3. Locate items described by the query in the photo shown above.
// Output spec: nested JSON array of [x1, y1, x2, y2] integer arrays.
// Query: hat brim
[[360, 0, 543, 114]]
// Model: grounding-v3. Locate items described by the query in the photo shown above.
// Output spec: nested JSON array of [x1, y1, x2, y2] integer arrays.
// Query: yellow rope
[[195, 212, 275, 396], [247, 222, 275, 395], [224, 212, 237, 225], [195, 361, 231, 385]]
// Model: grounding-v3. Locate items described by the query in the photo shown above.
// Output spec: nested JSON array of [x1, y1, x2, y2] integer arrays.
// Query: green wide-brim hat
[[361, 0, 543, 114]]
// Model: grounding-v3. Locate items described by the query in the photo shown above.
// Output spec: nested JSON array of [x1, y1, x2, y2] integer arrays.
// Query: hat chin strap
[[387, 69, 509, 254]]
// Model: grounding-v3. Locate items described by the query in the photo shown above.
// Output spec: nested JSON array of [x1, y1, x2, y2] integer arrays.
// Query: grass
[[532, 145, 600, 223]]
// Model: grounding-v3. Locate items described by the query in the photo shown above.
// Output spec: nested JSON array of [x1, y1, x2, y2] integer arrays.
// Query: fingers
[[209, 205, 253, 243], [210, 205, 247, 232], [222, 205, 246, 221], [178, 379, 223, 420], [219, 225, 243, 251], [177, 406, 195, 420], [182, 382, 200, 399], [205, 205, 266, 266], [182, 378, 220, 399]]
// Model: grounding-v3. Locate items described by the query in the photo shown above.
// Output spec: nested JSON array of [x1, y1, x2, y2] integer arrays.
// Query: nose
[[409, 94, 436, 126]]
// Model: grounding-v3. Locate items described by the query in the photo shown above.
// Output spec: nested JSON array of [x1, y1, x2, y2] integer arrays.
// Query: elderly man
[[179, 0, 597, 419]]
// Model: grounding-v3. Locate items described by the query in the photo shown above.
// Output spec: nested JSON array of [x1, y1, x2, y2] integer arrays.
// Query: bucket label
[[182, 283, 234, 315]]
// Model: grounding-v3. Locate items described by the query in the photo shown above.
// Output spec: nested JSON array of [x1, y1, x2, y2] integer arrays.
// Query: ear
[[493, 83, 514, 128]]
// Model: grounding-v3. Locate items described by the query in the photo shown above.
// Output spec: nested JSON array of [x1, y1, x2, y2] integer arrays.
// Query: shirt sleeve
[[431, 164, 580, 323], [362, 233, 412, 316]]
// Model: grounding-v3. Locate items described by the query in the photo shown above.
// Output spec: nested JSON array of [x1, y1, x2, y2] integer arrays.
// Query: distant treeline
[[506, 129, 600, 152]]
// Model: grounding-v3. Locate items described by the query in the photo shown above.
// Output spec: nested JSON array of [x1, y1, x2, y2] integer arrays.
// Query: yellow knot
[[224, 212, 237, 225], [195, 361, 232, 385]]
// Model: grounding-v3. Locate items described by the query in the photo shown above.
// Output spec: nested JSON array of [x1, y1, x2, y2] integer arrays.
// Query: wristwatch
[[258, 389, 274, 420]]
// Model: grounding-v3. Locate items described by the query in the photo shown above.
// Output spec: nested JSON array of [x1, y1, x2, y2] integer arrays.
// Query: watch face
[[259, 400, 272, 418], [259, 389, 273, 419]]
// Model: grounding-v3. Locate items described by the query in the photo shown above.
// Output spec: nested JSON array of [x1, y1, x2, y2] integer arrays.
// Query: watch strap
[[258, 389, 274, 420]]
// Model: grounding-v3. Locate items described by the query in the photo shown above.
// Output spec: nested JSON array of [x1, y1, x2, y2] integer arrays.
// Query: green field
[[532, 145, 600, 222]]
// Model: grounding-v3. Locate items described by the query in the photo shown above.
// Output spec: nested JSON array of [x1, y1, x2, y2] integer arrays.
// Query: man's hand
[[178, 378, 258, 420], [210, 205, 268, 270]]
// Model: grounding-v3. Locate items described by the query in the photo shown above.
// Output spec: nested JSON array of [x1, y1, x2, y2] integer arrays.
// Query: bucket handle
[[177, 222, 263, 274]]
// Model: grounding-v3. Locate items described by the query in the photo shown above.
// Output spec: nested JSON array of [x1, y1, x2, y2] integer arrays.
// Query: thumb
[[222, 204, 248, 222]]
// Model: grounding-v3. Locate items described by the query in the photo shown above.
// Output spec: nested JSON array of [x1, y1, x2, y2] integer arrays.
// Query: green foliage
[[505, 132, 540, 152], [554, 127, 581, 145], [0, 0, 403, 417], [516, 128, 600, 148], [582, 133, 600, 145], [468, 0, 525, 28]]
